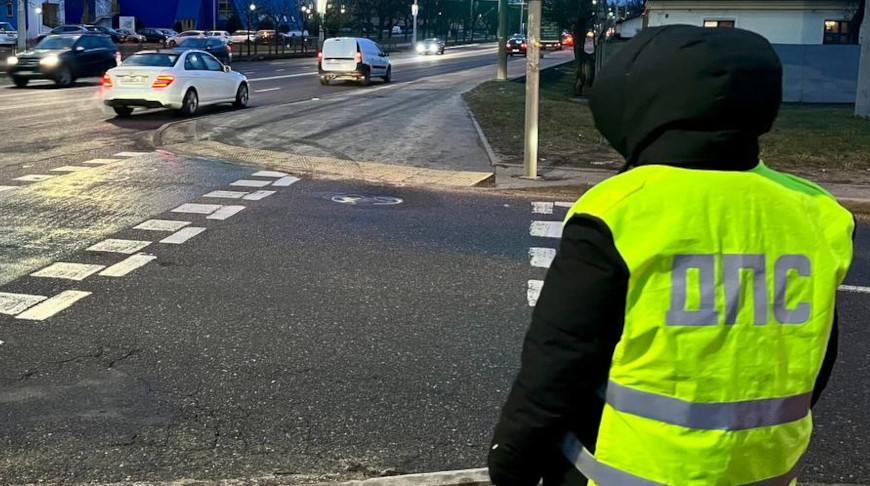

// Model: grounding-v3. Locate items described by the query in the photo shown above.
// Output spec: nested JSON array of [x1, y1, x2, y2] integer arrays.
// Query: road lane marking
[[160, 227, 206, 244], [135, 219, 191, 231], [14, 174, 55, 182], [172, 203, 222, 214], [272, 176, 300, 186], [203, 190, 248, 199], [114, 152, 152, 157], [50, 166, 89, 172], [99, 254, 157, 277], [248, 71, 317, 82], [555, 201, 574, 208], [839, 285, 870, 293], [31, 263, 105, 281], [207, 205, 245, 220], [275, 68, 286, 72], [0, 186, 17, 192], [530, 221, 562, 238], [231, 179, 272, 187], [528, 280, 544, 307], [251, 171, 287, 178], [0, 292, 48, 315], [529, 248, 556, 268], [88, 239, 152, 254], [16, 291, 91, 321], [83, 158, 121, 165], [254, 87, 281, 93], [243, 190, 276, 200], [532, 202, 554, 214]]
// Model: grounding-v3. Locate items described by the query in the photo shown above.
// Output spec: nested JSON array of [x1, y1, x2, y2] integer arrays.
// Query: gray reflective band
[[561, 433, 802, 486], [606, 380, 812, 431]]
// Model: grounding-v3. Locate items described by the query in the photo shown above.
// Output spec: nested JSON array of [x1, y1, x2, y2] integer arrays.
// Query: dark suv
[[138, 27, 170, 44], [7, 34, 117, 87]]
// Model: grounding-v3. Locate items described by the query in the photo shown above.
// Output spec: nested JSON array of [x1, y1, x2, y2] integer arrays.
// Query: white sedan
[[102, 50, 249, 117]]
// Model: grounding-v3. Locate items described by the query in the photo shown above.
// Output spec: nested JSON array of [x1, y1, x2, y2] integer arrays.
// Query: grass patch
[[465, 64, 870, 182]]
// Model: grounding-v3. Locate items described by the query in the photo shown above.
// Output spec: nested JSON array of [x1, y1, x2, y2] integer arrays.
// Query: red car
[[562, 32, 574, 46]]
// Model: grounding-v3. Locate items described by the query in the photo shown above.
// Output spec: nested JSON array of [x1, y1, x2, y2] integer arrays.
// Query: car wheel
[[55, 66, 72, 87], [11, 76, 28, 88], [319, 76, 329, 86], [178, 89, 199, 116], [233, 83, 249, 108], [382, 66, 391, 83], [113, 106, 134, 117], [360, 67, 371, 87]]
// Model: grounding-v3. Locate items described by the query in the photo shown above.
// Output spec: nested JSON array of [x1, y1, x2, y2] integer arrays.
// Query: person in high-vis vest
[[489, 25, 854, 486]]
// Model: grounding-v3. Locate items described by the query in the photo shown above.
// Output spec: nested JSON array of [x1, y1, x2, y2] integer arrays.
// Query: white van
[[319, 37, 391, 86]]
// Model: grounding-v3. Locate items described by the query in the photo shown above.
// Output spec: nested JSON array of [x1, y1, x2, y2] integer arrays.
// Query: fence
[[772, 44, 860, 104]]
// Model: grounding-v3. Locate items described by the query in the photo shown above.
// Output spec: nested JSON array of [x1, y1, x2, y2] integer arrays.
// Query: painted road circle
[[330, 195, 404, 206]]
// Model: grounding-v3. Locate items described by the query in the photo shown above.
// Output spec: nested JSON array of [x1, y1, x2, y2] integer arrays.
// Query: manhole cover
[[330, 195, 404, 206]]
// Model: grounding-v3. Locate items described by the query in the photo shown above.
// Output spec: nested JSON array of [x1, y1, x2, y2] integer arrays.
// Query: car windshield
[[178, 38, 208, 48], [122, 53, 179, 67], [36, 36, 77, 49], [0, 22, 14, 30]]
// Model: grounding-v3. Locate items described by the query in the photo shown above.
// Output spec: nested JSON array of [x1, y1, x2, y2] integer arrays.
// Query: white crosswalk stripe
[[528, 280, 544, 307], [87, 239, 151, 254], [99, 254, 157, 277], [0, 292, 48, 315], [160, 227, 206, 244], [134, 219, 191, 231], [207, 205, 245, 220], [16, 291, 91, 321], [31, 262, 105, 281], [530, 221, 563, 238]]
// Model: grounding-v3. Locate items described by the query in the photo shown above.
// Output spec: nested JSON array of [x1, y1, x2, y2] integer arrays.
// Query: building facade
[[0, 0, 66, 39]]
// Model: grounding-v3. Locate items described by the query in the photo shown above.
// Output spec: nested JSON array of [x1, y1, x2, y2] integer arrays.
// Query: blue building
[[65, 0, 302, 32], [0, 0, 66, 40]]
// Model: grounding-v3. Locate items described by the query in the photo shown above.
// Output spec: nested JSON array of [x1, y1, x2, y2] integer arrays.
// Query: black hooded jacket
[[488, 25, 841, 486]]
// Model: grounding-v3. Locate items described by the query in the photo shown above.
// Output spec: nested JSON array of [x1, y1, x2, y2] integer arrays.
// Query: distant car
[[87, 25, 124, 43], [207, 30, 231, 41], [391, 25, 403, 35], [102, 49, 249, 117], [416, 38, 445, 55], [6, 34, 117, 88], [167, 30, 205, 47], [175, 36, 232, 64], [138, 27, 172, 44], [0, 21, 17, 47], [230, 30, 254, 44], [561, 32, 574, 46], [506, 35, 527, 56], [118, 29, 146, 43], [37, 24, 99, 41], [319, 37, 391, 86], [255, 29, 276, 43]]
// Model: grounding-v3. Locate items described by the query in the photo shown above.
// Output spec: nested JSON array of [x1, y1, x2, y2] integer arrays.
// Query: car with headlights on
[[416, 38, 445, 55], [102, 49, 249, 117], [6, 34, 117, 87]]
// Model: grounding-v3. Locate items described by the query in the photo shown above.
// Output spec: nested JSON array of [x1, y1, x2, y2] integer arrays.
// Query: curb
[[465, 103, 501, 168]]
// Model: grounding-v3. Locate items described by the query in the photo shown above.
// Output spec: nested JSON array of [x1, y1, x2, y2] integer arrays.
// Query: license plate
[[511, 49, 520, 53]]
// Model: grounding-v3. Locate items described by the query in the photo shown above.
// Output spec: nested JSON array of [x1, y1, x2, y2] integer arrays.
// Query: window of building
[[824, 20, 854, 44], [703, 20, 735, 28], [6, 1, 13, 18], [218, 0, 232, 20]]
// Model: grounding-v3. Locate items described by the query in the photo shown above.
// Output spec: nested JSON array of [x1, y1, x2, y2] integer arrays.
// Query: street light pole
[[411, 0, 418, 46], [17, 0, 26, 52], [522, 0, 541, 179], [316, 0, 326, 53], [214, 0, 217, 30]]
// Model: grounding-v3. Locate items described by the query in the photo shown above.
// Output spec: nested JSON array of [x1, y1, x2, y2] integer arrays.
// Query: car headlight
[[6, 56, 18, 66], [416, 44, 425, 53], [40, 55, 59, 67]]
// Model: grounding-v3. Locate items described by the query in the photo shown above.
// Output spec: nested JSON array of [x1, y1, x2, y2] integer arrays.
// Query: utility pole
[[522, 0, 541, 179], [856, 0, 870, 117], [412, 0, 418, 46], [17, 0, 26, 52], [496, 0, 507, 80]]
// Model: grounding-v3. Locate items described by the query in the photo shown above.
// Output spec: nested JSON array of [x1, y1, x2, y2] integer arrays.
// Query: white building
[[615, 14, 643, 38], [646, 0, 859, 45]]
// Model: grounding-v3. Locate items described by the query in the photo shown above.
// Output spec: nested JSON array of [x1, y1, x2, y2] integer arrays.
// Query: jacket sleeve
[[488, 214, 629, 486], [811, 308, 839, 408]]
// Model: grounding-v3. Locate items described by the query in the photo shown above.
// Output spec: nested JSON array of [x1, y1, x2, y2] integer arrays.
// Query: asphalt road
[[0, 156, 867, 484]]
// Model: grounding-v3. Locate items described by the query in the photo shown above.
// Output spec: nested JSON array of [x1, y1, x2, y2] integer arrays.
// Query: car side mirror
[[75, 46, 85, 52], [224, 65, 231, 73]]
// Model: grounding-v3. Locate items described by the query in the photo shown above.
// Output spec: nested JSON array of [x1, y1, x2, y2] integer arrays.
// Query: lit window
[[824, 20, 854, 44], [704, 20, 735, 28]]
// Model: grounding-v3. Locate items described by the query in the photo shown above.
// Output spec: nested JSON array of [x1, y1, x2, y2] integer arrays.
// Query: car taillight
[[317, 51, 323, 61], [227, 44, 232, 52], [521, 43, 527, 48], [152, 75, 175, 88], [355, 51, 362, 63], [101, 73, 112, 88], [506, 42, 511, 48]]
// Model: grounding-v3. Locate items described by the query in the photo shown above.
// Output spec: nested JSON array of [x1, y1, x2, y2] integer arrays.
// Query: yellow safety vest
[[561, 162, 853, 486]]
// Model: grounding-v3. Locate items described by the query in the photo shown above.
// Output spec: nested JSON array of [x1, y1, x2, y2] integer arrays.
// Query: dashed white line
[[207, 205, 245, 220], [530, 221, 563, 238], [243, 190, 276, 200], [528, 280, 544, 307], [248, 72, 317, 82], [50, 166, 89, 172], [529, 247, 556, 268], [0, 292, 48, 315], [160, 227, 206, 244], [31, 262, 105, 281], [14, 174, 55, 182], [114, 151, 152, 157], [203, 190, 248, 199], [83, 158, 121, 165], [16, 290, 91, 321], [87, 239, 151, 254], [532, 202, 554, 214], [254, 87, 281, 93], [839, 285, 870, 293], [272, 176, 300, 187], [251, 171, 288, 178], [99, 254, 157, 277], [134, 219, 191, 231], [231, 179, 272, 187], [0, 186, 17, 192], [172, 203, 222, 214], [554, 201, 574, 208], [275, 68, 286, 72]]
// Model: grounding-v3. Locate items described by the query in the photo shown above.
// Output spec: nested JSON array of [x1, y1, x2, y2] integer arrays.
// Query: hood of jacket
[[589, 25, 782, 171]]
